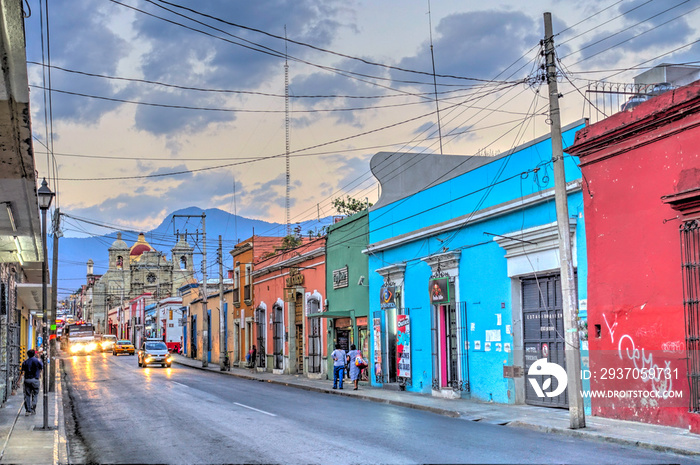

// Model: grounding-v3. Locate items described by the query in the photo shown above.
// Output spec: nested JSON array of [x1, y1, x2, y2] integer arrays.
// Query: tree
[[332, 196, 372, 215]]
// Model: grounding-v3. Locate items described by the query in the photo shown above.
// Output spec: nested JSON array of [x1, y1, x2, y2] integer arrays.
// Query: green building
[[322, 211, 370, 378]]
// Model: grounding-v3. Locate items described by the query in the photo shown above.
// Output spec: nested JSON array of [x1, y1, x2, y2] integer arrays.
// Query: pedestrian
[[347, 344, 363, 390], [331, 343, 346, 389], [248, 344, 257, 368], [21, 349, 43, 416]]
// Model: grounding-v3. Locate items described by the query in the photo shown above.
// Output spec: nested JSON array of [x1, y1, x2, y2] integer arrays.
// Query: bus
[[64, 322, 97, 355]]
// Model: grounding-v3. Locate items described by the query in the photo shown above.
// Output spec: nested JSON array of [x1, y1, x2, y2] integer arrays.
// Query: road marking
[[234, 402, 276, 417], [171, 381, 188, 388]]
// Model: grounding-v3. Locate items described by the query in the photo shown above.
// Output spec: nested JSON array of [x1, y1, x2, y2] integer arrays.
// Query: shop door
[[295, 293, 304, 373], [522, 275, 568, 408], [308, 318, 321, 373]]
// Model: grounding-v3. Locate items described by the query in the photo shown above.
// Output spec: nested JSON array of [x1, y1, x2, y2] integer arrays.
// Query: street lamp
[[38, 178, 54, 430]]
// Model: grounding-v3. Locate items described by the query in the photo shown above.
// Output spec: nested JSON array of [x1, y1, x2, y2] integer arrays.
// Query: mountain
[[55, 207, 333, 298]]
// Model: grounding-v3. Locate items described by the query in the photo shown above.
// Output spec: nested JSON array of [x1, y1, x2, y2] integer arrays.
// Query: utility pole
[[218, 235, 226, 371], [201, 213, 208, 367], [49, 209, 60, 392], [543, 12, 585, 429]]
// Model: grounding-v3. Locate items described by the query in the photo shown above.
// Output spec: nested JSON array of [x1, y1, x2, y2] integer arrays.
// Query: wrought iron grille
[[255, 308, 265, 368], [273, 305, 283, 369], [681, 219, 700, 412], [7, 324, 19, 403], [308, 318, 321, 373], [431, 301, 470, 393]]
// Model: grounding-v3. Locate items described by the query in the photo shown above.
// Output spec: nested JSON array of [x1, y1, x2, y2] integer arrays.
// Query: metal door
[[308, 318, 321, 373], [522, 275, 568, 408]]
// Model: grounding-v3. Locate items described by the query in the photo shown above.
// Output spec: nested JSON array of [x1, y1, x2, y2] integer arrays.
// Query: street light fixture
[[37, 178, 54, 430]]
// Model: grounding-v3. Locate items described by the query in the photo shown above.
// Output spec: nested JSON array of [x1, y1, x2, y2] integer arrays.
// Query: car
[[113, 340, 135, 356], [100, 334, 117, 352], [138, 340, 172, 368]]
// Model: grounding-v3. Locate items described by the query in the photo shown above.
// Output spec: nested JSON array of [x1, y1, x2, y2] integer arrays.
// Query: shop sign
[[284, 288, 295, 302], [332, 266, 349, 289], [397, 314, 411, 379], [429, 277, 450, 304], [380, 286, 396, 309], [286, 267, 304, 287]]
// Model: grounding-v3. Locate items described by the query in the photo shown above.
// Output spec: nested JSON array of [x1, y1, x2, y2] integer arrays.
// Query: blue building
[[366, 120, 588, 409]]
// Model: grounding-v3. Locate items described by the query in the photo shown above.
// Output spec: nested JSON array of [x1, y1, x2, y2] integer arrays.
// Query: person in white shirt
[[331, 344, 346, 389]]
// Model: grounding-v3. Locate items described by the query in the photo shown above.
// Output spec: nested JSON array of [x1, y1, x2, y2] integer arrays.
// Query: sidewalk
[[173, 354, 700, 457], [0, 365, 69, 465]]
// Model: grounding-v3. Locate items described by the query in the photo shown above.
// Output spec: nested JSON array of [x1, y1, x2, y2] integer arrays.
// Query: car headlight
[[145, 357, 152, 363], [70, 345, 81, 353], [86, 343, 97, 352]]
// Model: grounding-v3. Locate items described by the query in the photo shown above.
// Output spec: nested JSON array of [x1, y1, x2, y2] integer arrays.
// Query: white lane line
[[234, 402, 277, 417], [172, 381, 188, 388]]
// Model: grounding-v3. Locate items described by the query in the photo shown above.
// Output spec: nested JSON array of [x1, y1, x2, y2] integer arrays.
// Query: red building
[[566, 81, 700, 432]]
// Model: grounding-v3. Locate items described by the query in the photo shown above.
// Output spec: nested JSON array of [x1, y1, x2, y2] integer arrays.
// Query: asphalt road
[[60, 352, 700, 464]]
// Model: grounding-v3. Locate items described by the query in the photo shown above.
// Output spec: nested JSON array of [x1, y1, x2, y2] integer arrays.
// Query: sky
[[23, 0, 700, 239]]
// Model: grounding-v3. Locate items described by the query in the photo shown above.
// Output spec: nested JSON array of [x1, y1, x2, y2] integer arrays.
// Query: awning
[[307, 309, 356, 319]]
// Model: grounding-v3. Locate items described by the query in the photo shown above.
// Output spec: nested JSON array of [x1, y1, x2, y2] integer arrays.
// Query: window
[[680, 219, 700, 412]]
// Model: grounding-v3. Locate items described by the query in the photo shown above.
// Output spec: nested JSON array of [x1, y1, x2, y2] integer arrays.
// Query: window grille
[[681, 219, 700, 412]]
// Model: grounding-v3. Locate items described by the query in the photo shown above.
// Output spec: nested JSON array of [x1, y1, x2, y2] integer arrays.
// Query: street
[[60, 353, 700, 464]]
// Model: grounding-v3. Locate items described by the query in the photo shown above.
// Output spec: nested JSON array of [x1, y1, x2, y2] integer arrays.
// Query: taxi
[[113, 340, 135, 356]]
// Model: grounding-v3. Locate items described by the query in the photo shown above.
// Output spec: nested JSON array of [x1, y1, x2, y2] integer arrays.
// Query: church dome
[[130, 233, 154, 260], [110, 232, 129, 250]]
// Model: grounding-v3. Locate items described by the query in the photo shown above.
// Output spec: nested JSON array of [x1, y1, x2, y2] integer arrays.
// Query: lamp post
[[38, 178, 54, 430]]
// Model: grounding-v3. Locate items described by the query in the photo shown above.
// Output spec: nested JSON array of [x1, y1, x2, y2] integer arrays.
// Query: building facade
[[253, 239, 327, 376], [323, 211, 370, 375], [91, 233, 194, 334], [230, 236, 284, 367], [365, 121, 588, 407], [566, 81, 700, 432]]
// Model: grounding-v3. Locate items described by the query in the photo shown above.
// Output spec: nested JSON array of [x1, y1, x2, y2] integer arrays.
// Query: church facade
[[90, 232, 194, 334]]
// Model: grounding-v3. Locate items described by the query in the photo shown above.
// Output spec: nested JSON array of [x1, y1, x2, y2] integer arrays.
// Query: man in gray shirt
[[331, 344, 346, 389]]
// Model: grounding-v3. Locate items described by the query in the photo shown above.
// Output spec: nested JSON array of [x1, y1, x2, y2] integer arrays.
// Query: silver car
[[138, 340, 172, 368]]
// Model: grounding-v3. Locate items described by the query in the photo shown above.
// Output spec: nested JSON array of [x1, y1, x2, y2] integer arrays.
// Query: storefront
[[323, 211, 370, 379], [366, 122, 588, 405]]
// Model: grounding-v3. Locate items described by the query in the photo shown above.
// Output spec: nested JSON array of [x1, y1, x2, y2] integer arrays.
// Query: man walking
[[331, 344, 346, 390], [21, 349, 43, 416]]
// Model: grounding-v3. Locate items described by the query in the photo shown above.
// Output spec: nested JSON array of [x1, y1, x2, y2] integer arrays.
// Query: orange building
[[229, 236, 285, 367], [252, 238, 327, 376]]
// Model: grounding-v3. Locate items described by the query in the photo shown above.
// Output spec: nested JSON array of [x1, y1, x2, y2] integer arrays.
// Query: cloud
[[28, 0, 354, 135], [393, 11, 540, 83], [572, 1, 695, 67]]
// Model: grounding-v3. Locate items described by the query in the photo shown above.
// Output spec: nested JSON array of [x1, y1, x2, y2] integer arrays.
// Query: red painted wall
[[567, 82, 700, 432]]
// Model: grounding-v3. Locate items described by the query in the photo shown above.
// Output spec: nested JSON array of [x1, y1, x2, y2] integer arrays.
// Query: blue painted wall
[[367, 122, 588, 405]]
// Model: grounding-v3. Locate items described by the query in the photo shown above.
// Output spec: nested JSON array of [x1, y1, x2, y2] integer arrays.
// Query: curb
[[173, 359, 460, 419], [507, 421, 700, 457]]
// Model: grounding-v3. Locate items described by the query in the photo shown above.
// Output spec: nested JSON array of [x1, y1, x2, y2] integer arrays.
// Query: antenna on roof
[[428, 0, 444, 155]]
